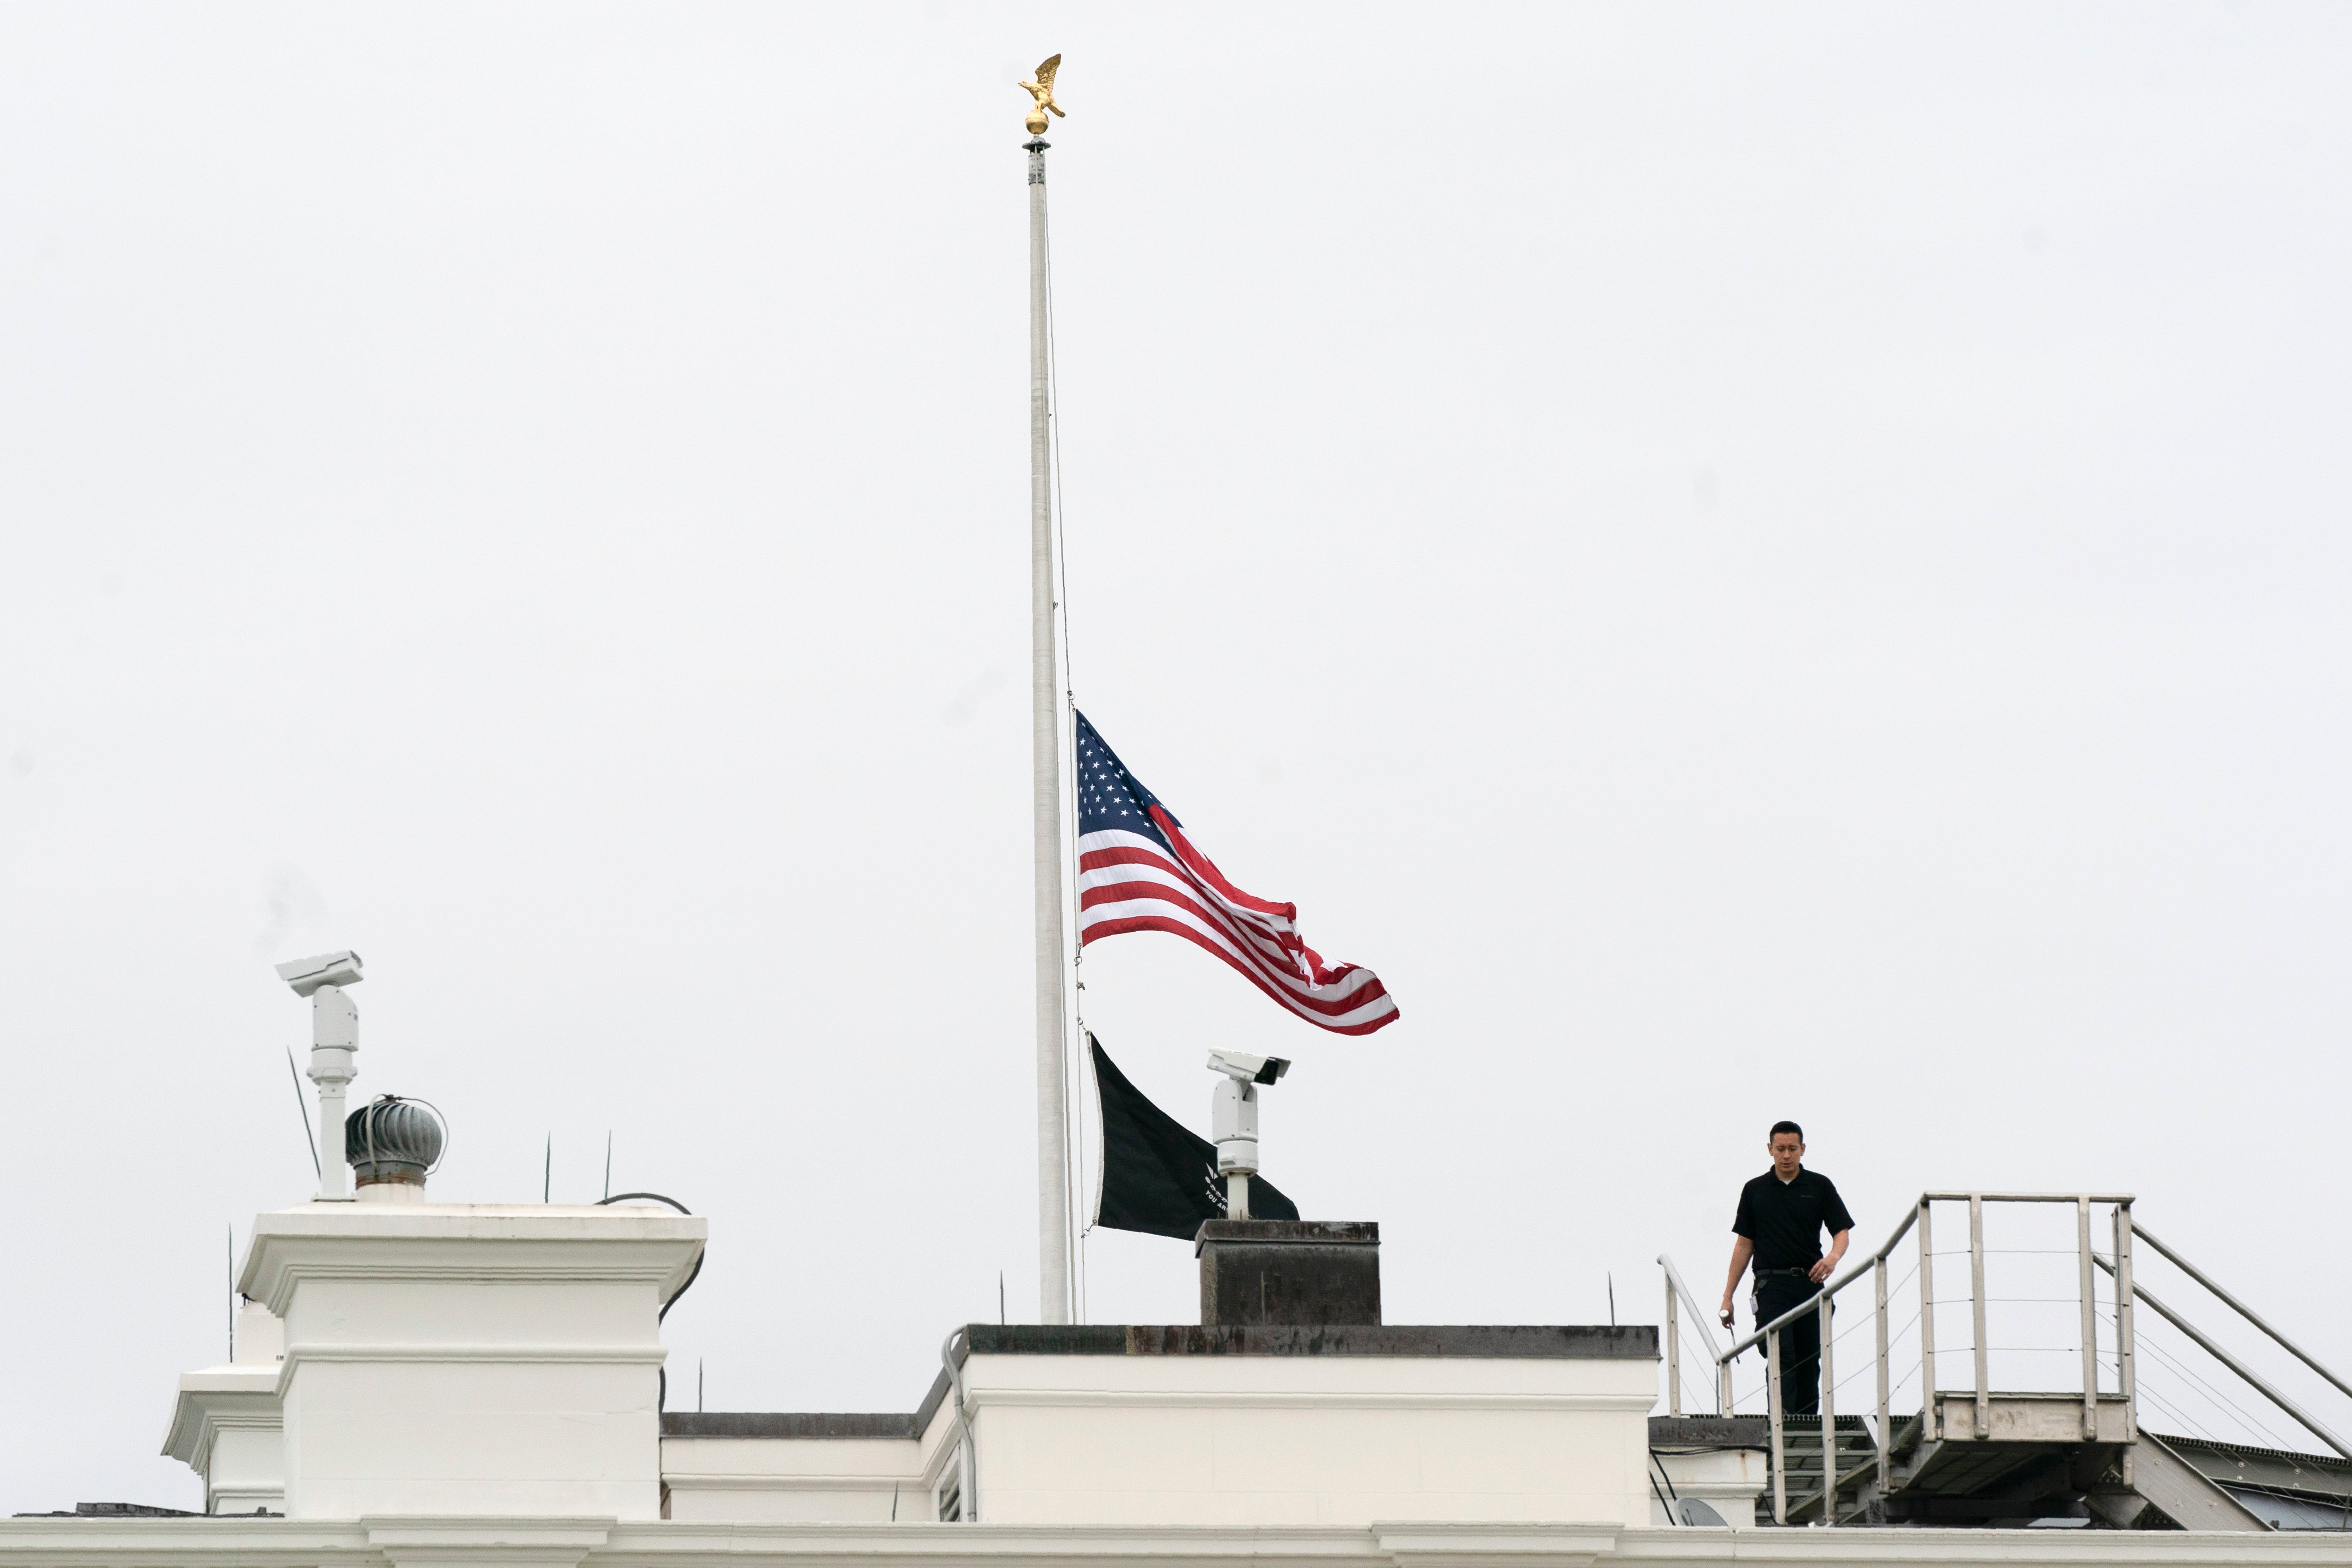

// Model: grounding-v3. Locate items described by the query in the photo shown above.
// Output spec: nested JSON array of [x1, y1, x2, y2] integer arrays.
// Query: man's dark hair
[[1770, 1120, 1804, 1141]]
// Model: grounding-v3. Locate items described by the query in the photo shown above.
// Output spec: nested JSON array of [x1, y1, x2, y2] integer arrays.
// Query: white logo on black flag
[[1089, 1034, 1299, 1240]]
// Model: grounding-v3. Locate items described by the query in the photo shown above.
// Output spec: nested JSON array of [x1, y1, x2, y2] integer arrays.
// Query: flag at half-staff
[[1090, 1036, 1299, 1239], [1074, 711, 1399, 1034]]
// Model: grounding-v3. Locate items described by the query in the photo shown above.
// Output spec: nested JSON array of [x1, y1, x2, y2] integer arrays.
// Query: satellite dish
[[1675, 1498, 1729, 1527]]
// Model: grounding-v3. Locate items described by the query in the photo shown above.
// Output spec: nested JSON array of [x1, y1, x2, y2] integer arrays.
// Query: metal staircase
[[1659, 1192, 2352, 1529], [1771, 1417, 1878, 1523]]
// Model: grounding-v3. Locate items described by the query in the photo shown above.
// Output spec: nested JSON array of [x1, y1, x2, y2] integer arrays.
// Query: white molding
[[252, 1263, 689, 1316], [275, 1342, 667, 1400], [287, 1343, 671, 1364], [239, 1204, 704, 1317], [8, 1517, 2352, 1568], [162, 1369, 283, 1478], [595, 1521, 1399, 1565], [368, 1517, 614, 1568], [969, 1389, 1657, 1413], [1379, 1522, 1622, 1568]]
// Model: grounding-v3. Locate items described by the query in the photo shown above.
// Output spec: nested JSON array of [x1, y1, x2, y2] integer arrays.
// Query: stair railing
[[1664, 1191, 2139, 1526], [2092, 1230, 2352, 1464], [1655, 1252, 1726, 1415]]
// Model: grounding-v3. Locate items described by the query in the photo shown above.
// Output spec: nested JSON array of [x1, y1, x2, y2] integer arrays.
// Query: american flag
[[1074, 710, 1399, 1035]]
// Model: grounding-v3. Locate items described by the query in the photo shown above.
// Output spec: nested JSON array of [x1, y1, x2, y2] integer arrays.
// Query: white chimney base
[[240, 1201, 704, 1520]]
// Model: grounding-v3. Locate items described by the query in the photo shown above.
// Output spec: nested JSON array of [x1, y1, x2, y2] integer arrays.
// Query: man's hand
[[1722, 1236, 1754, 1330], [1810, 1228, 1852, 1286]]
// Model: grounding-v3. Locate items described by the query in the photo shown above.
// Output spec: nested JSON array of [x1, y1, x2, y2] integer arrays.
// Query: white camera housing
[[1205, 1049, 1289, 1086], [276, 950, 364, 997]]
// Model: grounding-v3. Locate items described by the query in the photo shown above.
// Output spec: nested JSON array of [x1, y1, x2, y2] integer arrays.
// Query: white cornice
[[7, 1517, 2352, 1568], [273, 1343, 668, 1400], [1380, 1523, 1622, 1568], [239, 1206, 705, 1315], [162, 1368, 283, 1471], [367, 1518, 613, 1568], [247, 1259, 697, 1317]]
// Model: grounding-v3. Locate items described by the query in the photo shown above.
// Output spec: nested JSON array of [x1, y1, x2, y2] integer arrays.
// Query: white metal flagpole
[[1023, 57, 1072, 1327]]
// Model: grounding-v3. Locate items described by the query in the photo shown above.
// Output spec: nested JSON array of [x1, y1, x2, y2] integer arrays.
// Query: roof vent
[[344, 1097, 446, 1194]]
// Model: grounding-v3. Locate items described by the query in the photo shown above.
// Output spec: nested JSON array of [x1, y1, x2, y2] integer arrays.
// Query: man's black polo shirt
[[1733, 1168, 1855, 1272]]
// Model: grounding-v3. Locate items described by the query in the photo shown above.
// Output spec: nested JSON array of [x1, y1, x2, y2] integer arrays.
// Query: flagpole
[[1026, 97, 1072, 1326]]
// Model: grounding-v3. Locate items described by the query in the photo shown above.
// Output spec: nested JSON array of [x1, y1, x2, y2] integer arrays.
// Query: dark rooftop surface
[[1647, 1415, 1769, 1450], [662, 1413, 918, 1440], [10, 1503, 212, 1519], [2160, 1432, 2352, 1502], [956, 1324, 1657, 1359], [1192, 1220, 1379, 1253]]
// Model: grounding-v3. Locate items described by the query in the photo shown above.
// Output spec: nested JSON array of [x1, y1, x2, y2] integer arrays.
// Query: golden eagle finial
[[1020, 54, 1064, 137]]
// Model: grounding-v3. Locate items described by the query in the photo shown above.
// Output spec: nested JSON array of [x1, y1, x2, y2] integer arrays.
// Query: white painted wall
[[661, 1437, 932, 1522], [658, 1349, 1655, 1528], [955, 1349, 1658, 1528], [1649, 1447, 1765, 1527]]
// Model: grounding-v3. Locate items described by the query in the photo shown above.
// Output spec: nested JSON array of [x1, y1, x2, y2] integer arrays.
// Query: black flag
[[1090, 1035, 1299, 1240]]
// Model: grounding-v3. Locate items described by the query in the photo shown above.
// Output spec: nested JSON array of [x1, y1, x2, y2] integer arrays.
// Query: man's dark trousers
[[1754, 1272, 1826, 1416]]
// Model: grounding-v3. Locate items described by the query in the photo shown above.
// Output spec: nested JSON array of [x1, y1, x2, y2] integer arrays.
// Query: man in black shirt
[[1719, 1120, 1854, 1416]]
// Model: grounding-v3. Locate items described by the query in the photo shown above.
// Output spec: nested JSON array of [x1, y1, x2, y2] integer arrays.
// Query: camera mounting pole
[[276, 951, 365, 1201]]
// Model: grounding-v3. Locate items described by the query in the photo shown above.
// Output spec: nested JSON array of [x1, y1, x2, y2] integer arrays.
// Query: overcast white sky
[[5, 1, 2351, 1514]]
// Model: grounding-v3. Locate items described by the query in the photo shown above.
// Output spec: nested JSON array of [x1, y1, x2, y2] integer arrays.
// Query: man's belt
[[1754, 1267, 1817, 1278]]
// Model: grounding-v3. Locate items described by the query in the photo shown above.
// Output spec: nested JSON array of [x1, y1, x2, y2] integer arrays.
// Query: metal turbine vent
[[344, 1096, 447, 1188]]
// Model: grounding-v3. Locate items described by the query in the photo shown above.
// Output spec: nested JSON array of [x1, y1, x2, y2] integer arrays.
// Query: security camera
[[278, 949, 365, 1203], [276, 950, 363, 996], [1206, 1049, 1289, 1086]]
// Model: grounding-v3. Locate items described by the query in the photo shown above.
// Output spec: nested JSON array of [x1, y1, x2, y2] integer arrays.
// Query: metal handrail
[[1655, 1253, 1725, 1415], [940, 1329, 978, 1521], [1658, 1254, 1726, 1363], [1721, 1256, 1868, 1362], [2093, 1251, 2352, 1463], [1715, 1204, 1919, 1528], [1720, 1201, 1920, 1361], [1919, 1190, 2136, 1204], [2133, 1226, 2352, 1407]]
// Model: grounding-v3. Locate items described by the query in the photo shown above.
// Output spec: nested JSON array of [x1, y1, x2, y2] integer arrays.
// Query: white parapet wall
[[239, 1201, 704, 1521], [660, 1326, 1659, 1528], [913, 1325, 1661, 1529], [662, 1416, 934, 1522]]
